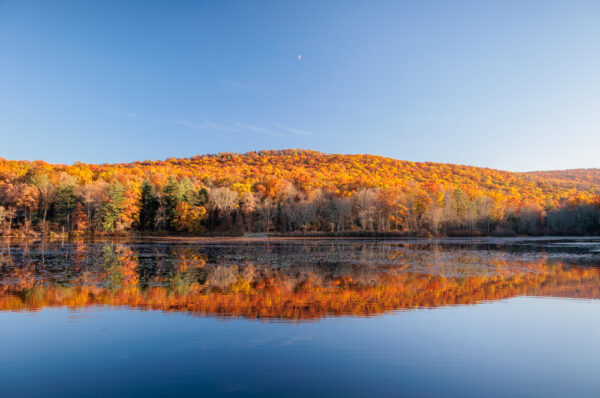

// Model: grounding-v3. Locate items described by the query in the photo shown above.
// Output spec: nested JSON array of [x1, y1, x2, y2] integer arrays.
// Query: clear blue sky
[[1, 0, 599, 171]]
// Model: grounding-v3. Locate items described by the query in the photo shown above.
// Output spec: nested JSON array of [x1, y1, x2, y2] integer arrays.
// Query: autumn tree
[[332, 197, 352, 232], [78, 181, 107, 232], [0, 206, 16, 235], [32, 174, 56, 226], [240, 192, 257, 231], [208, 187, 239, 229], [173, 202, 207, 233], [355, 189, 378, 231], [257, 197, 275, 232], [13, 184, 39, 230], [73, 202, 90, 235]]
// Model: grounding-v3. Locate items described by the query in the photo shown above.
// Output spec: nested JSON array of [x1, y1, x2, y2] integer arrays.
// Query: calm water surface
[[1, 237, 600, 397]]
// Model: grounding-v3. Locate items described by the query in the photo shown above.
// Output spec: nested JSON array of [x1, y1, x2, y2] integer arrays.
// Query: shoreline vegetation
[[1, 149, 600, 238]]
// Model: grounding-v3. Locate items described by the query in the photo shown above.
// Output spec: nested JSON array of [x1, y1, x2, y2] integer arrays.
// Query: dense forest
[[0, 149, 599, 237]]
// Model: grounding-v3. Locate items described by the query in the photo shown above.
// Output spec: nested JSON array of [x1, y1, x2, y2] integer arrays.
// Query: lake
[[1, 237, 600, 397]]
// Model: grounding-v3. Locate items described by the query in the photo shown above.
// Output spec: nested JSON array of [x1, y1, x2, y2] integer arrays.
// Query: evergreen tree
[[163, 177, 200, 229], [102, 181, 126, 232], [163, 177, 180, 229], [139, 180, 159, 230], [53, 184, 77, 231], [178, 178, 199, 204], [198, 188, 209, 206]]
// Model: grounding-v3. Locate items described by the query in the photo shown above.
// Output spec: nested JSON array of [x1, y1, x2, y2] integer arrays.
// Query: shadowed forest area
[[1, 150, 599, 237]]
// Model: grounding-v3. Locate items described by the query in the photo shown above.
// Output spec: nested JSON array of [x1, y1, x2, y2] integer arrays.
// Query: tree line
[[1, 172, 599, 236]]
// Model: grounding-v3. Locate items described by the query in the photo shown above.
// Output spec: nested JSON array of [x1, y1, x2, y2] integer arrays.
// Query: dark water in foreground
[[1, 237, 600, 397]]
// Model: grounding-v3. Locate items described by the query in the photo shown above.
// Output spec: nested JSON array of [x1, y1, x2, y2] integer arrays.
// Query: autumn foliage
[[0, 149, 599, 236]]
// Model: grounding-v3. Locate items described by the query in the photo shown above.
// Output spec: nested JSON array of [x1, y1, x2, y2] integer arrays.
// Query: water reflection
[[1, 238, 599, 320]]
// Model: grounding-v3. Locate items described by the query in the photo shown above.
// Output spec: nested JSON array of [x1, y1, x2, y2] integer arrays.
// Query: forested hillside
[[527, 169, 600, 189], [0, 149, 599, 236]]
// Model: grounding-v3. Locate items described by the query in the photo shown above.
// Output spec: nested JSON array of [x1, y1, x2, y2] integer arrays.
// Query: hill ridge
[[0, 149, 599, 237]]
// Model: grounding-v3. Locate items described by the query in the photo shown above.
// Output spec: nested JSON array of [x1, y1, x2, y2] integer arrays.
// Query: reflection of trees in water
[[1, 263, 600, 320], [98, 244, 139, 289], [0, 239, 599, 320], [0, 240, 595, 288]]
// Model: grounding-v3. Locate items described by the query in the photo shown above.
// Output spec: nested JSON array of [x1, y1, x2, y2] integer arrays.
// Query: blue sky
[[1, 0, 599, 171]]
